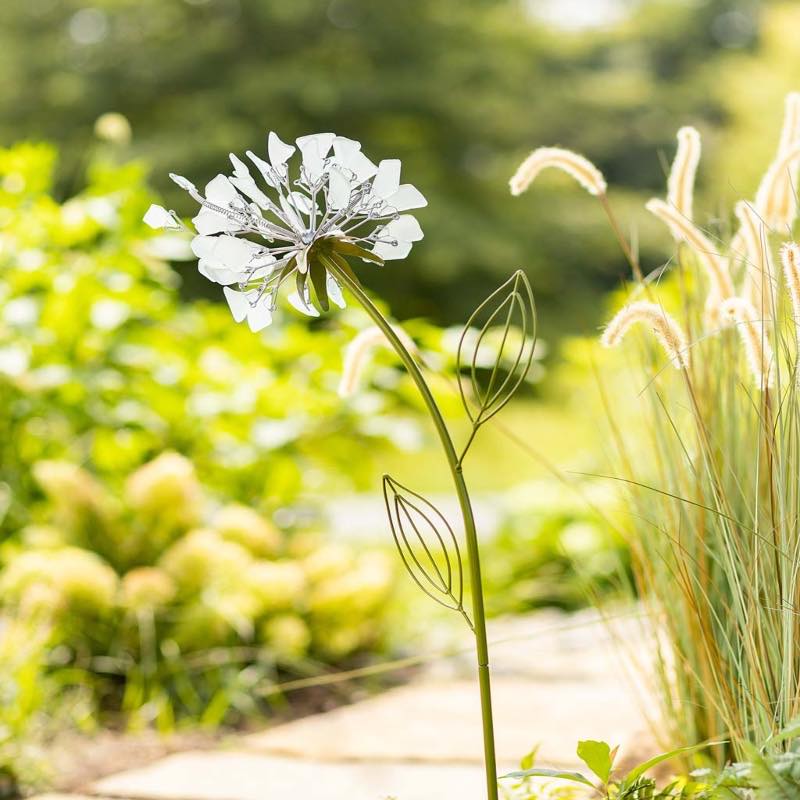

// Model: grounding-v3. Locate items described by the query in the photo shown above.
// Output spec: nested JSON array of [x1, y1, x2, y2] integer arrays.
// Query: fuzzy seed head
[[338, 325, 417, 398], [781, 242, 800, 382], [734, 200, 776, 317], [509, 147, 607, 197], [720, 296, 774, 389], [753, 93, 800, 230], [667, 126, 701, 221], [646, 198, 734, 300], [601, 301, 690, 369]]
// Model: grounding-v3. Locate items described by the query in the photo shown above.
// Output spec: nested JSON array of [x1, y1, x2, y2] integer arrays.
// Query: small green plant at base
[[502, 740, 721, 799]]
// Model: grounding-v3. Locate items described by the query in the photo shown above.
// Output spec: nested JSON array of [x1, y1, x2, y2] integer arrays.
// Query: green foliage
[[0, 616, 91, 797], [0, 453, 397, 728], [502, 740, 720, 799], [0, 140, 435, 786], [484, 481, 630, 615], [0, 140, 437, 538], [0, 0, 746, 338]]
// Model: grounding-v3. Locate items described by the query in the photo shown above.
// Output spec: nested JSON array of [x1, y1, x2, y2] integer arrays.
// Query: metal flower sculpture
[[147, 132, 536, 800]]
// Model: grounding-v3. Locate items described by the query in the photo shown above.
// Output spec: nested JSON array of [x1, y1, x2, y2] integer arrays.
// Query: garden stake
[[148, 132, 537, 799]]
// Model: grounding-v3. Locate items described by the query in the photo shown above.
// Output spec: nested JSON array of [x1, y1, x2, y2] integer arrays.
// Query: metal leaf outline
[[456, 270, 536, 426], [382, 474, 471, 625]]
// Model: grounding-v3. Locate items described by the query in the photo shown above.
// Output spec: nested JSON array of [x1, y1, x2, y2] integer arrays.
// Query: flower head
[[147, 133, 426, 331]]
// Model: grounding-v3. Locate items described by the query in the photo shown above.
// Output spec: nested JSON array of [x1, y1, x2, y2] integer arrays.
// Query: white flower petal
[[246, 150, 280, 188], [223, 287, 251, 323], [229, 153, 250, 179], [372, 160, 401, 199], [333, 136, 377, 183], [192, 206, 241, 235], [228, 155, 269, 206], [326, 274, 346, 309], [143, 204, 178, 230], [279, 196, 304, 233], [332, 136, 362, 162], [247, 301, 273, 332], [296, 133, 336, 182], [288, 290, 320, 317], [384, 184, 427, 212], [191, 234, 261, 270], [268, 132, 296, 171], [328, 166, 352, 210], [230, 176, 269, 208], [204, 174, 240, 206], [198, 261, 241, 285], [373, 239, 413, 261], [383, 215, 424, 243], [169, 173, 196, 192], [296, 248, 309, 274], [290, 192, 317, 216]]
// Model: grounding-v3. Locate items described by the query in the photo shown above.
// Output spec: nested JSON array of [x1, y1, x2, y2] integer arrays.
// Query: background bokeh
[[5, 0, 797, 338]]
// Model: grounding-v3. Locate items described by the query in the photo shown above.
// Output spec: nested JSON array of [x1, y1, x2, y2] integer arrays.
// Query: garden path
[[35, 608, 656, 800]]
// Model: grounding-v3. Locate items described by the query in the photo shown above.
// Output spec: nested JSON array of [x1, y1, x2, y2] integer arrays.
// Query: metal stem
[[323, 253, 499, 800]]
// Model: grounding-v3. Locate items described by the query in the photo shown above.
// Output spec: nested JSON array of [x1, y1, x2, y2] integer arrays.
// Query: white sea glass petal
[[332, 136, 377, 183], [296, 248, 309, 274], [169, 173, 196, 192], [204, 174, 240, 206], [268, 132, 296, 170], [229, 153, 251, 179], [384, 184, 427, 212], [296, 133, 335, 182], [198, 261, 241, 286], [384, 215, 424, 243], [191, 235, 260, 269], [287, 290, 320, 317], [289, 192, 317, 215], [372, 160, 401, 199], [328, 166, 352, 210], [192, 206, 241, 235], [332, 136, 362, 161], [143, 204, 178, 230], [247, 301, 273, 332], [326, 274, 346, 309], [230, 176, 269, 208], [223, 287, 251, 323], [246, 150, 280, 188], [373, 239, 413, 260], [279, 196, 304, 233]]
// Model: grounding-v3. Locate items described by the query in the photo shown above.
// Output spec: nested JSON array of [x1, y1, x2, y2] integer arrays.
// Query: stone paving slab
[[90, 752, 488, 800], [39, 610, 655, 800], [244, 677, 650, 769], [242, 609, 654, 770]]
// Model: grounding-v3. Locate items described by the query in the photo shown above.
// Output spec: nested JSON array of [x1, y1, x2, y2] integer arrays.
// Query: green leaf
[[323, 252, 364, 289], [501, 767, 595, 788], [308, 257, 329, 312], [577, 740, 615, 783], [740, 741, 797, 800], [767, 718, 800, 748], [622, 742, 718, 787], [328, 237, 385, 266], [519, 746, 539, 771], [295, 267, 308, 301]]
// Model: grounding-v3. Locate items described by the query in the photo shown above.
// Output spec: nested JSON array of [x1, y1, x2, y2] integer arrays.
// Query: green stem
[[324, 253, 499, 800]]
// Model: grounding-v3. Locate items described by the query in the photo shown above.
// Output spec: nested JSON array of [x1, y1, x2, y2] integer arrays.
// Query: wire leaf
[[457, 270, 536, 426], [382, 474, 471, 625]]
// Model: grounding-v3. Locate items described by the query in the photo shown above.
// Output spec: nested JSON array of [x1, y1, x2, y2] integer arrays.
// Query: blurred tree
[[0, 0, 767, 337]]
